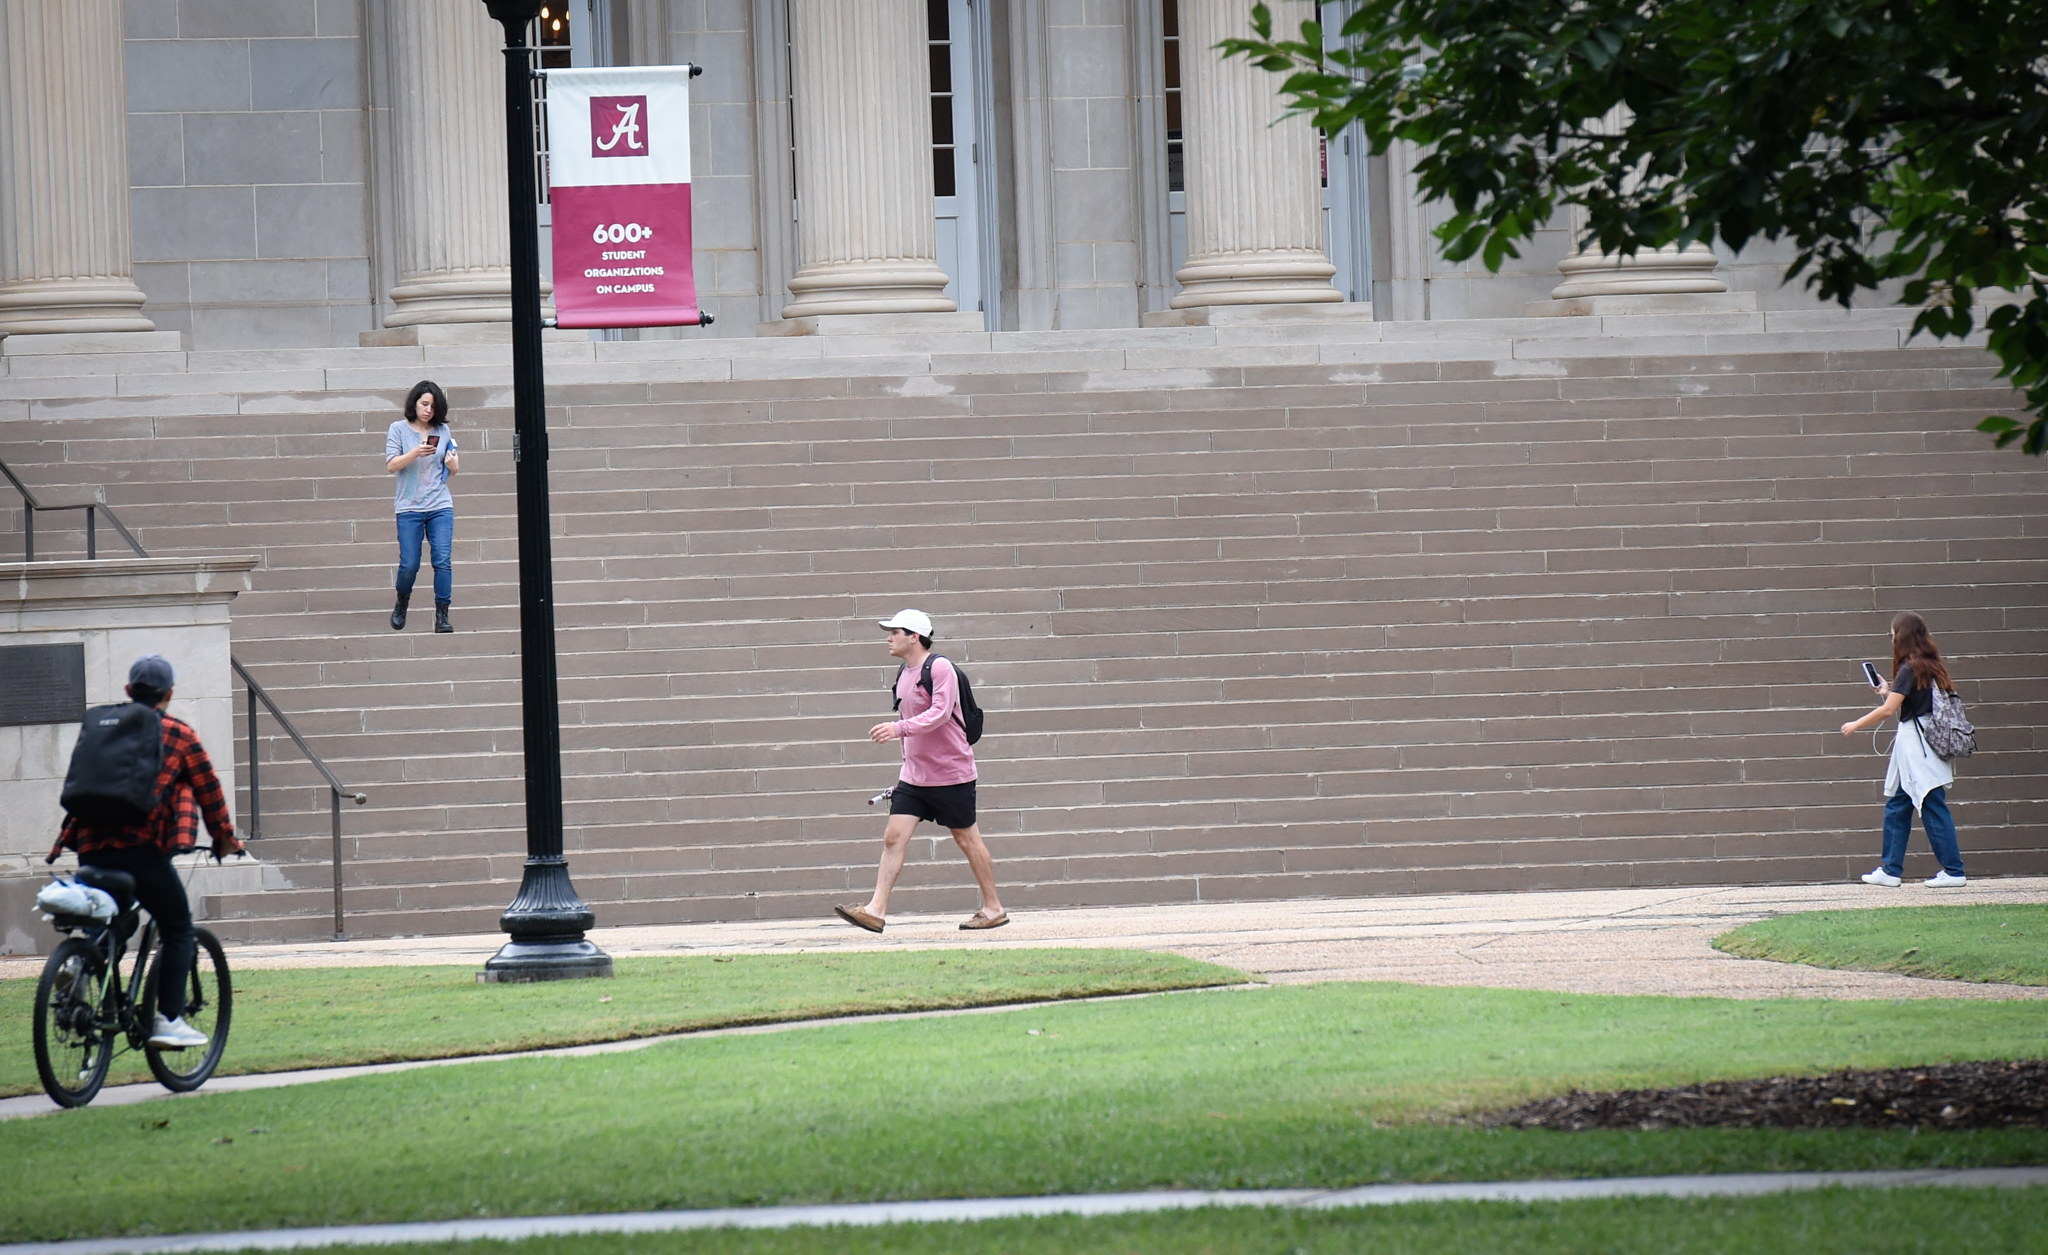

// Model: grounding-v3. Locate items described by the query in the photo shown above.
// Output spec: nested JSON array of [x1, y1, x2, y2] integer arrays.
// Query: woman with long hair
[[385, 380, 459, 633], [1839, 611, 1965, 886]]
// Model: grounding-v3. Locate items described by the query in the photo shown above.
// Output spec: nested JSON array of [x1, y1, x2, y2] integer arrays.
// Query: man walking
[[836, 610, 1007, 933], [49, 655, 241, 1048]]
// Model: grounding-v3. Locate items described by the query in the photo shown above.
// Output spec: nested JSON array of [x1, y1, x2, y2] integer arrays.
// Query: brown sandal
[[959, 910, 1009, 930], [835, 904, 885, 933]]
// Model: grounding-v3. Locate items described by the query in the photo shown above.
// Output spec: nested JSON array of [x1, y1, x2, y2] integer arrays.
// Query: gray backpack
[[1918, 687, 1977, 761]]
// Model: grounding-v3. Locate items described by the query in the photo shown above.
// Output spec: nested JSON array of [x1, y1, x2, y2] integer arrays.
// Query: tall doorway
[[1318, 4, 1372, 305], [930, 0, 998, 326]]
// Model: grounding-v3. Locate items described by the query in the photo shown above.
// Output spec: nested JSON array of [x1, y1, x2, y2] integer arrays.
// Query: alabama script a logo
[[590, 95, 648, 157]]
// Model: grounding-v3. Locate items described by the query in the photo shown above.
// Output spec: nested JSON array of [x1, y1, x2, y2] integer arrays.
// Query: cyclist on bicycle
[[47, 655, 242, 1050]]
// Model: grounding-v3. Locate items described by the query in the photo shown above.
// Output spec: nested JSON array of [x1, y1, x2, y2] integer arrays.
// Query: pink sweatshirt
[[892, 655, 977, 786]]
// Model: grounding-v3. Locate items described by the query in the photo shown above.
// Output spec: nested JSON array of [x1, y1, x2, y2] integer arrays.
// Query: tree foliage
[[1226, 0, 2048, 455]]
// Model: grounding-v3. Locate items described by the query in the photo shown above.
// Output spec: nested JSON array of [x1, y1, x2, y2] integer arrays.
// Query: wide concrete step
[[10, 330, 2047, 944]]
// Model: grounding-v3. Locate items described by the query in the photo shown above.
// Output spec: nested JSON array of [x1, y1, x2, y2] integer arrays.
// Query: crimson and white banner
[[544, 66, 699, 329]]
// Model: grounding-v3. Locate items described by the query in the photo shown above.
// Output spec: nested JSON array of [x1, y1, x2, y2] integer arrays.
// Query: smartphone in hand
[[424, 433, 440, 451], [1861, 661, 1883, 689]]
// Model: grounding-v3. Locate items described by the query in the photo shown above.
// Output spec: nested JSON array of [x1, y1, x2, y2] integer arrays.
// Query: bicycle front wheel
[[143, 926, 231, 1092], [34, 936, 114, 1108]]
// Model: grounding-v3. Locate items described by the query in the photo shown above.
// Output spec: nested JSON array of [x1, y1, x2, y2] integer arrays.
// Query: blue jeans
[[395, 508, 454, 603], [1881, 787, 1964, 878]]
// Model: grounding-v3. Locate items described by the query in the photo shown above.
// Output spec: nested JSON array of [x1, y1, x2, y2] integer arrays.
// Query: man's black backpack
[[891, 655, 985, 745], [60, 703, 165, 826]]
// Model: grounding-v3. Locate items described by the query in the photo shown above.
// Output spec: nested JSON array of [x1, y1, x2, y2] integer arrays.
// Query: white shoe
[[149, 1014, 208, 1049], [1924, 871, 1968, 887], [1860, 868, 1902, 887]]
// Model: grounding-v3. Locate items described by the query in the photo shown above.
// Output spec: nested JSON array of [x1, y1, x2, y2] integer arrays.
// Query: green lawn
[[4, 982, 2045, 1242], [0, 948, 1244, 1098], [1715, 906, 2048, 985], [313, 1188, 2048, 1255]]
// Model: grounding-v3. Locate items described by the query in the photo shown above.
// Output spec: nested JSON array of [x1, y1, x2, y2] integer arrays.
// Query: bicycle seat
[[74, 867, 137, 913]]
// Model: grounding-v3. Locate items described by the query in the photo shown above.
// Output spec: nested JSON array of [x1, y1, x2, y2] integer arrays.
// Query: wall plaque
[[0, 643, 88, 726]]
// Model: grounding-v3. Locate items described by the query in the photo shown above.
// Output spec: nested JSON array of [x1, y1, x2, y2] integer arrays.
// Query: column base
[[759, 311, 986, 337], [0, 277, 155, 336], [385, 272, 528, 327], [1546, 243, 1734, 304], [1170, 251, 1340, 309], [1524, 291, 1758, 317], [782, 260, 957, 318], [1143, 302, 1373, 328], [0, 330, 184, 354]]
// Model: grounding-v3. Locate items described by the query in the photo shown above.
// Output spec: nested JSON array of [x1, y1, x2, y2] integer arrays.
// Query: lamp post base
[[478, 937, 614, 983], [479, 855, 612, 982]]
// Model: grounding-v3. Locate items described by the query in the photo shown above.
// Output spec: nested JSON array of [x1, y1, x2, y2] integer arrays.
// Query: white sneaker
[[149, 1014, 208, 1049], [1924, 871, 1968, 887], [1860, 869, 1902, 887]]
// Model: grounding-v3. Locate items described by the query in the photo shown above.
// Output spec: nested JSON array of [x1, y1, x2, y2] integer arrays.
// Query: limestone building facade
[[2, 0, 1830, 352]]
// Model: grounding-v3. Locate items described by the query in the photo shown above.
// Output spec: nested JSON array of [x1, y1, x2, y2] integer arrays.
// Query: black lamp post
[[478, 0, 610, 982]]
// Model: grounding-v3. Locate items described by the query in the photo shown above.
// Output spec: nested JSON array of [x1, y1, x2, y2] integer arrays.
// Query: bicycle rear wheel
[[143, 927, 231, 1092], [34, 937, 114, 1108]]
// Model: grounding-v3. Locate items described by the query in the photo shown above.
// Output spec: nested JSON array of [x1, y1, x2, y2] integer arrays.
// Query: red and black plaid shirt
[[52, 713, 235, 860]]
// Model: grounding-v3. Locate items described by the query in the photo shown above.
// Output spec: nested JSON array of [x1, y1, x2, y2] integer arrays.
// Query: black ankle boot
[[390, 591, 410, 630], [434, 600, 452, 633]]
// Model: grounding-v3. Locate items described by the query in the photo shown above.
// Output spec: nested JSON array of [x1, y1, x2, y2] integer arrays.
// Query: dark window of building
[[1163, 0, 1183, 192], [528, 7, 576, 203], [929, 0, 957, 197]]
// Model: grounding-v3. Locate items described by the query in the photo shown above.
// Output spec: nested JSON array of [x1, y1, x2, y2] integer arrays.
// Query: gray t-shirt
[[386, 421, 456, 514]]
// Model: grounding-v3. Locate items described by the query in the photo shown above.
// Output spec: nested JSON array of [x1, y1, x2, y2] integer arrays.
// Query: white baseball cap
[[878, 609, 934, 638]]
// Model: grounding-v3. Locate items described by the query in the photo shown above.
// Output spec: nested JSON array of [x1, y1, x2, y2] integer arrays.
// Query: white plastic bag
[[36, 878, 116, 922]]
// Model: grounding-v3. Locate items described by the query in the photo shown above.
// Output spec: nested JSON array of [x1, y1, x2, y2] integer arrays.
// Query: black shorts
[[890, 780, 977, 830]]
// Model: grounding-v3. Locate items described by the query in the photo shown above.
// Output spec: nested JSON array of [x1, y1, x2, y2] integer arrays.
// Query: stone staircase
[[4, 309, 2045, 943]]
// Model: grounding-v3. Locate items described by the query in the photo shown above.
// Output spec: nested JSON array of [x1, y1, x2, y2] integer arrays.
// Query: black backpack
[[60, 703, 165, 826], [891, 655, 985, 745]]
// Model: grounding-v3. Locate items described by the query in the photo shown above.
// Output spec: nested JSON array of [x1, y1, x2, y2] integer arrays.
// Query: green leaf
[[1234, 0, 2048, 462]]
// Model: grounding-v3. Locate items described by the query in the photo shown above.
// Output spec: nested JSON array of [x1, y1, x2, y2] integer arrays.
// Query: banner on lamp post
[[544, 66, 700, 328]]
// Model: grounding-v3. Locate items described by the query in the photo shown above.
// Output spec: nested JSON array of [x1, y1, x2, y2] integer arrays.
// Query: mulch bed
[[1482, 1060, 2048, 1131]]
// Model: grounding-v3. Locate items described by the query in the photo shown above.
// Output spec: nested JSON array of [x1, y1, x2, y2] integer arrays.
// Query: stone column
[[781, 0, 955, 318], [0, 0, 153, 336], [1169, 0, 1338, 308], [384, 0, 513, 326]]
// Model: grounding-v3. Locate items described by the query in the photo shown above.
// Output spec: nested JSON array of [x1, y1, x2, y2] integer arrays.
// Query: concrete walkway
[[6, 1168, 2046, 1254], [17, 877, 2033, 1000]]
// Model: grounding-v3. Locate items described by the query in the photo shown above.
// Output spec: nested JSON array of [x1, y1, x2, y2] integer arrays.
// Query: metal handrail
[[5, 457, 367, 940], [0, 460, 147, 561], [233, 658, 368, 941]]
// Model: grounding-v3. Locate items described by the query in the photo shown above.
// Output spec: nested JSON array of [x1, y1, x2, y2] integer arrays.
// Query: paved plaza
[[13, 877, 2040, 1000]]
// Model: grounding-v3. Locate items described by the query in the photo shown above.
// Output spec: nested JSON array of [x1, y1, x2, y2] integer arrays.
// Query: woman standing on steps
[[1840, 611, 1966, 887], [385, 380, 459, 633]]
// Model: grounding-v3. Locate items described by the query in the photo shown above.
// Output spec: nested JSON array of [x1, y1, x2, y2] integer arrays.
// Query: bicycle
[[32, 862, 232, 1108]]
